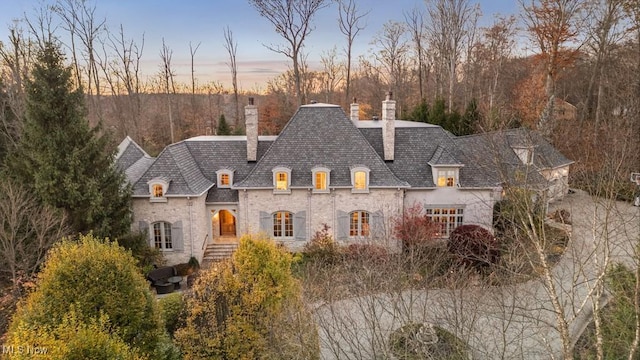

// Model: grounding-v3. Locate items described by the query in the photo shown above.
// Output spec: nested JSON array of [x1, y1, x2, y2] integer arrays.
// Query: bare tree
[[338, 0, 369, 106], [404, 6, 427, 101], [319, 46, 343, 103], [371, 21, 410, 111], [425, 0, 478, 112], [189, 41, 201, 133], [0, 178, 68, 294], [159, 38, 176, 143], [223, 26, 239, 128], [53, 0, 107, 120], [248, 0, 329, 105]]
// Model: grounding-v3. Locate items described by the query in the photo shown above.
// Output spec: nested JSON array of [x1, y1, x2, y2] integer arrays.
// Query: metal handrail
[[201, 234, 209, 251]]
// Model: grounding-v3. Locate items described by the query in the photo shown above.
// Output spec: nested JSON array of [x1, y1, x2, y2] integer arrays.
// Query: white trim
[[272, 166, 292, 194], [311, 166, 331, 194], [147, 178, 169, 202], [350, 166, 370, 193], [216, 169, 234, 188]]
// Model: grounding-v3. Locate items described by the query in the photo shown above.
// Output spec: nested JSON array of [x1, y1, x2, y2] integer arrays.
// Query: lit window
[[216, 169, 234, 188], [437, 170, 456, 187], [425, 208, 464, 237], [354, 172, 366, 190], [315, 172, 327, 190], [312, 166, 330, 193], [273, 211, 293, 238], [152, 184, 164, 197], [153, 221, 172, 250], [220, 173, 230, 186], [349, 211, 370, 236], [272, 167, 291, 193], [276, 172, 288, 191]]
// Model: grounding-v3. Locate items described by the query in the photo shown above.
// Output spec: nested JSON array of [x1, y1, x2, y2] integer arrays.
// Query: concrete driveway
[[314, 191, 640, 359]]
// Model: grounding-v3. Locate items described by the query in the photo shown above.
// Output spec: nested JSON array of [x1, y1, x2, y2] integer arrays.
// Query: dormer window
[[216, 169, 234, 188], [513, 147, 534, 165], [312, 166, 330, 193], [351, 166, 370, 193], [148, 178, 169, 202], [272, 166, 291, 194], [437, 169, 456, 187]]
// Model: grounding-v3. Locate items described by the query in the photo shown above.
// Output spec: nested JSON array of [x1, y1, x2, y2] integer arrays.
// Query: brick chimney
[[350, 97, 359, 124], [245, 97, 258, 161], [382, 91, 395, 161]]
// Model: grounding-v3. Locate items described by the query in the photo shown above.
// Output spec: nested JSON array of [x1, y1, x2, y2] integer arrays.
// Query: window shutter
[[138, 221, 149, 245], [371, 210, 384, 240], [172, 221, 184, 251], [293, 211, 306, 241], [259, 211, 271, 234], [336, 211, 349, 241]]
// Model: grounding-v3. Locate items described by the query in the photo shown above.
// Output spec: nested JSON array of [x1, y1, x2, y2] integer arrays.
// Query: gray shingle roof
[[131, 136, 274, 199], [360, 125, 496, 188], [115, 136, 155, 184], [235, 104, 408, 188]]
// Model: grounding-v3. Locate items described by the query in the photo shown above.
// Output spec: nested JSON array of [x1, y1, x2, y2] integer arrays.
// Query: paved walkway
[[314, 191, 640, 359]]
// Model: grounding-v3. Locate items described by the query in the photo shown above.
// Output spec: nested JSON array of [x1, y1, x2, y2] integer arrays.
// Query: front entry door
[[219, 210, 236, 236]]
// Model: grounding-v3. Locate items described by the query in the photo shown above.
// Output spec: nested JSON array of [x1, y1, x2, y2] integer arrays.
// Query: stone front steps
[[202, 243, 238, 266]]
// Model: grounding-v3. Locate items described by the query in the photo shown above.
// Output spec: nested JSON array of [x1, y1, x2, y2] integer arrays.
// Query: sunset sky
[[0, 0, 520, 91]]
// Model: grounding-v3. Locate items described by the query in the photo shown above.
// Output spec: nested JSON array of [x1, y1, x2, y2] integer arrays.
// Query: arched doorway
[[219, 210, 236, 237]]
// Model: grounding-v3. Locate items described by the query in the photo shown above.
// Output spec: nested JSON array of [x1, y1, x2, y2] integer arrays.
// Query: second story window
[[148, 178, 169, 202], [272, 166, 292, 193], [351, 166, 370, 193], [216, 169, 234, 188], [437, 169, 456, 187], [312, 166, 330, 193]]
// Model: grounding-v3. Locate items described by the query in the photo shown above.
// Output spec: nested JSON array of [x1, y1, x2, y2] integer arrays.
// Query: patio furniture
[[167, 275, 183, 290], [147, 266, 177, 293]]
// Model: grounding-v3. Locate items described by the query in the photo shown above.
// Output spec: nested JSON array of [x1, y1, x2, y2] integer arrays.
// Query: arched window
[[272, 166, 292, 193], [152, 221, 172, 250], [148, 178, 169, 202], [273, 211, 293, 238], [350, 166, 370, 193], [312, 166, 330, 193], [349, 211, 370, 236]]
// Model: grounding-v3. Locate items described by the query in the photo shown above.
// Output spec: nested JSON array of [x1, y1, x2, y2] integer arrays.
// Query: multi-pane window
[[275, 172, 288, 191], [315, 171, 327, 191], [273, 211, 293, 238], [152, 184, 164, 197], [220, 173, 230, 186], [153, 221, 172, 250], [425, 208, 464, 237], [437, 170, 456, 187], [349, 211, 370, 236]]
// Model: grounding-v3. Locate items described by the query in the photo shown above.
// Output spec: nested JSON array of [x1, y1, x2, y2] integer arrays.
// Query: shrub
[[159, 292, 185, 337], [393, 204, 440, 253], [550, 208, 571, 225], [389, 322, 470, 360], [448, 225, 500, 272], [302, 224, 340, 264], [343, 243, 389, 264], [5, 234, 165, 357], [117, 231, 164, 274], [175, 233, 319, 359]]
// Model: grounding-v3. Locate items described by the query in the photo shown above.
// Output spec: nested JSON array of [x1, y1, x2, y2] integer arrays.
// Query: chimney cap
[[248, 97, 254, 105], [385, 91, 393, 101], [310, 100, 317, 104]]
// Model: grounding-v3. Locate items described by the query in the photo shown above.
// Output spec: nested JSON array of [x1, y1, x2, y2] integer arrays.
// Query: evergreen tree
[[459, 99, 479, 136], [7, 42, 131, 239], [217, 114, 231, 135], [407, 98, 430, 123], [428, 98, 447, 128]]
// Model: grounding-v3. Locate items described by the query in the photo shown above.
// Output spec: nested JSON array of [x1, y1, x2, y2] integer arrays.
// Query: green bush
[[117, 231, 164, 274], [5, 234, 165, 357], [175, 233, 319, 359], [159, 292, 185, 337]]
